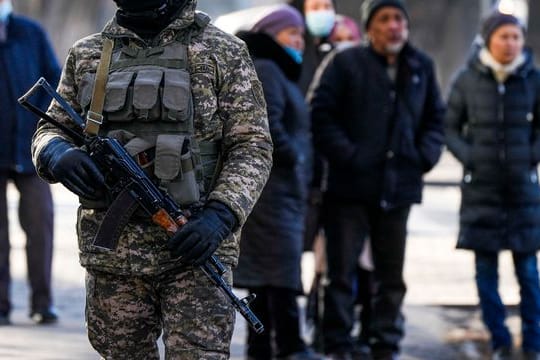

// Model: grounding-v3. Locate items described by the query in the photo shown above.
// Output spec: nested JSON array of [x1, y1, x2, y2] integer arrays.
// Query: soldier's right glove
[[39, 139, 105, 200], [167, 201, 238, 265]]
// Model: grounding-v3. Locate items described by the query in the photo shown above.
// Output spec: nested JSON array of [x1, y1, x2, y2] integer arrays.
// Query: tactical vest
[[78, 13, 219, 209]]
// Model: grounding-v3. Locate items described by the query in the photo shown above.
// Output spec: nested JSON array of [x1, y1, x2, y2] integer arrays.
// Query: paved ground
[[0, 153, 534, 359]]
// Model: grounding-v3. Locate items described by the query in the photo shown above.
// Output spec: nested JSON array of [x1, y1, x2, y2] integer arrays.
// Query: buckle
[[86, 111, 103, 125]]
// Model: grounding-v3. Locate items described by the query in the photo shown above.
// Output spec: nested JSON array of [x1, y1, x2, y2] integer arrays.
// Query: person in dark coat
[[303, 13, 373, 355], [309, 0, 445, 358], [445, 12, 540, 360], [232, 5, 323, 360], [0, 0, 61, 325], [289, 0, 336, 95], [328, 15, 362, 48], [287, 0, 335, 258]]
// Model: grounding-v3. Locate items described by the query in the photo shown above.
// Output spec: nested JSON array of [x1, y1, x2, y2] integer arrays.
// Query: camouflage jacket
[[31, 0, 273, 275]]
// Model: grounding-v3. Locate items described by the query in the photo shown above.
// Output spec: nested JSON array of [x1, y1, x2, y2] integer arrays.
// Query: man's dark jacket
[[445, 48, 540, 252], [309, 43, 445, 208], [0, 15, 60, 173]]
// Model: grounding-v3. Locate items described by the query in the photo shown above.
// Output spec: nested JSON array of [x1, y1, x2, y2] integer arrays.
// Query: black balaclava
[[114, 0, 188, 39]]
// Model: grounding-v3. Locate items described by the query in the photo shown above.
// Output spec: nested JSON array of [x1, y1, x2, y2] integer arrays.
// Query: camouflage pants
[[85, 266, 235, 359]]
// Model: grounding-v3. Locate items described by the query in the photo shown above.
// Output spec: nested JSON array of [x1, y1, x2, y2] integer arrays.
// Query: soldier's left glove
[[167, 201, 238, 265]]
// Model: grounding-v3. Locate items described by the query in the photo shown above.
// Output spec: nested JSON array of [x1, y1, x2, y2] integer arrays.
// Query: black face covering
[[114, 0, 167, 12], [114, 0, 188, 39]]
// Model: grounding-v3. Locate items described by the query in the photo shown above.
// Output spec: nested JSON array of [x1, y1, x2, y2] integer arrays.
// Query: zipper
[[497, 83, 506, 162]]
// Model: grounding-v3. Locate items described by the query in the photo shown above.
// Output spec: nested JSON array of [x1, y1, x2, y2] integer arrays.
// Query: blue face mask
[[305, 10, 336, 38], [284, 46, 303, 64], [0, 1, 12, 22]]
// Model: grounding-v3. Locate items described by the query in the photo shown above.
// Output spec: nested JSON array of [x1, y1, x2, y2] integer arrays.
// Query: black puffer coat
[[445, 48, 540, 252], [233, 32, 312, 292]]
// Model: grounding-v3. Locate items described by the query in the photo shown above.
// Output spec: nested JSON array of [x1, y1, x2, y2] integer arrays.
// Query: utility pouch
[[133, 69, 163, 122], [155, 134, 200, 205], [162, 69, 193, 123], [103, 71, 135, 122], [123, 136, 155, 171], [102, 129, 156, 177]]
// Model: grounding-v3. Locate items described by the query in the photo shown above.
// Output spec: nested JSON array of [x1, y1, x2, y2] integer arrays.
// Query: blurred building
[[294, 0, 530, 92], [205, 0, 532, 91], [12, 0, 535, 92], [198, 0, 282, 19]]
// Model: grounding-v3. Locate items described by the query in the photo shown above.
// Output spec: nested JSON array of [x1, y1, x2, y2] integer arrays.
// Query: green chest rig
[[79, 13, 220, 209]]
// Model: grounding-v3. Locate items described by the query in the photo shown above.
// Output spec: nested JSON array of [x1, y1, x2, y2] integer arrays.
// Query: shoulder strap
[[85, 38, 114, 136], [194, 11, 211, 29], [176, 12, 210, 45]]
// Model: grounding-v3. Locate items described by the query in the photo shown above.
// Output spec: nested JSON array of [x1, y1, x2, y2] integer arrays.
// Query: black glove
[[40, 139, 105, 200], [167, 201, 238, 265]]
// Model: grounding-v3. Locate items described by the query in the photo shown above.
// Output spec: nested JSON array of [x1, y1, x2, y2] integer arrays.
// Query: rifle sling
[[85, 38, 114, 136], [92, 187, 140, 250]]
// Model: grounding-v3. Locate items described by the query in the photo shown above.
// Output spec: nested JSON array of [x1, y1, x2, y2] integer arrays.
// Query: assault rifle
[[19, 77, 264, 334]]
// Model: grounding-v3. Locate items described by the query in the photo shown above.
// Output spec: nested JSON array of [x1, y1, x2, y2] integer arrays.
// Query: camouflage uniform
[[31, 1, 273, 358]]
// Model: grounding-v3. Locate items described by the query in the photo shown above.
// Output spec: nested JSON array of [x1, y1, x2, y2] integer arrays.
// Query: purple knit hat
[[252, 5, 304, 36]]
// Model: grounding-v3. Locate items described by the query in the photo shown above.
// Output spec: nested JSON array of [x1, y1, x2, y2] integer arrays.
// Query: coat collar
[[1, 15, 27, 45], [367, 42, 422, 71], [469, 45, 535, 79]]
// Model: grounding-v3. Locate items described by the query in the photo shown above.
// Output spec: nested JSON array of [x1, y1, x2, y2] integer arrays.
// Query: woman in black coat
[[445, 12, 540, 358], [232, 5, 322, 360]]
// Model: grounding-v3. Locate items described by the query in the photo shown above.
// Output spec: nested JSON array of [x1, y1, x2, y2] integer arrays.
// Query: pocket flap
[[107, 129, 136, 145], [104, 71, 135, 112], [124, 137, 155, 157], [133, 70, 163, 110], [163, 70, 190, 111], [77, 73, 96, 109], [155, 134, 184, 181]]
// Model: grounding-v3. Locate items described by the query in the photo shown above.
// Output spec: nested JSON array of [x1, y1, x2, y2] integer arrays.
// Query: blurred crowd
[[228, 1, 540, 360]]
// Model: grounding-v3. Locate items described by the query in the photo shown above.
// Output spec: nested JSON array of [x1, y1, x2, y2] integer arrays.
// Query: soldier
[[31, 0, 273, 359]]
